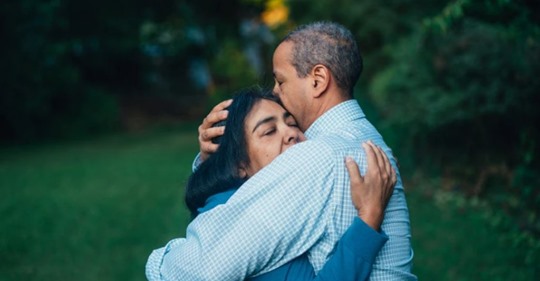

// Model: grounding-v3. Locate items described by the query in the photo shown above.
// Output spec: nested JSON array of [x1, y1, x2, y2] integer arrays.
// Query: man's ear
[[311, 64, 330, 98]]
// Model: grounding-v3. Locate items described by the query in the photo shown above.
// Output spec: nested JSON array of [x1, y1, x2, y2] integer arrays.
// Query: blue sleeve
[[313, 218, 388, 281], [250, 217, 388, 281]]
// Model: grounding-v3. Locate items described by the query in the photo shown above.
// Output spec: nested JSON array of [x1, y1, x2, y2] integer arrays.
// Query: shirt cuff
[[342, 217, 389, 264], [146, 247, 165, 280], [146, 239, 184, 280], [192, 153, 203, 172]]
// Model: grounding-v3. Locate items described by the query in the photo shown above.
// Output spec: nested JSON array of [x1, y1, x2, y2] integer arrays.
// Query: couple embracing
[[147, 21, 416, 281]]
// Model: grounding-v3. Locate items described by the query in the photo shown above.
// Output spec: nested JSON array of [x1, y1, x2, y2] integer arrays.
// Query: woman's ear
[[238, 166, 248, 179], [311, 64, 330, 98]]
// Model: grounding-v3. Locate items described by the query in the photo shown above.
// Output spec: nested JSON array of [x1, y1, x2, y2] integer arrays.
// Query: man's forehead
[[274, 42, 293, 61]]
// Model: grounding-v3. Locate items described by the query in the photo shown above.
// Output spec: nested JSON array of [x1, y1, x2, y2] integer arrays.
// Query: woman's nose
[[284, 127, 299, 144]]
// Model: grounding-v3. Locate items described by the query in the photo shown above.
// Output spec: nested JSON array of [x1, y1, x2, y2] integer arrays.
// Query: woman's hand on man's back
[[345, 141, 396, 232]]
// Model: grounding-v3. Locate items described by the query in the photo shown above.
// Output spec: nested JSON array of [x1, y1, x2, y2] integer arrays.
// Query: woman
[[184, 87, 395, 280]]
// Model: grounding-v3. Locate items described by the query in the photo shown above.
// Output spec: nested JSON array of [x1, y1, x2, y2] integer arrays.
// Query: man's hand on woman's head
[[345, 141, 397, 232], [198, 99, 232, 161]]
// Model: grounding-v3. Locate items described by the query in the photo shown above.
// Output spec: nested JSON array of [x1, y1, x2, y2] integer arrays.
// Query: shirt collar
[[304, 100, 366, 139]]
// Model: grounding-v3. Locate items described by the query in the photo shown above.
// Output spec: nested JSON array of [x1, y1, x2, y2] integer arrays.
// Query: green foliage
[[369, 0, 540, 234], [209, 39, 259, 102], [287, 0, 449, 81], [0, 0, 149, 141], [1, 0, 268, 141]]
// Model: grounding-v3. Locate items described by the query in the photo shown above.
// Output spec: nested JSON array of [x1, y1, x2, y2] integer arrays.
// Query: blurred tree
[[370, 0, 540, 234], [287, 0, 449, 82], [0, 0, 273, 141]]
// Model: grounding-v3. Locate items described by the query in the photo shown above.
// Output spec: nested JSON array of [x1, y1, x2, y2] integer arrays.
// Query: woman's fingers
[[345, 156, 364, 186], [370, 142, 396, 204], [379, 146, 392, 179], [363, 142, 380, 177], [368, 141, 385, 178], [374, 143, 391, 181], [347, 141, 398, 231]]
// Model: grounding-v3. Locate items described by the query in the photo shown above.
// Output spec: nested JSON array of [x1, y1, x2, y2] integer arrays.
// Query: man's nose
[[272, 84, 280, 96]]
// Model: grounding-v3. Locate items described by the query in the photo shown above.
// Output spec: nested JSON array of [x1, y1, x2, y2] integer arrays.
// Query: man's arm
[[148, 142, 337, 280], [147, 142, 395, 280]]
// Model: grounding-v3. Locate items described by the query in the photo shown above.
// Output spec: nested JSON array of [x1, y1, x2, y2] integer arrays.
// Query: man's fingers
[[201, 110, 229, 130], [197, 99, 232, 162], [345, 157, 363, 186], [202, 142, 219, 154], [199, 99, 232, 130], [201, 126, 226, 142], [211, 99, 233, 112]]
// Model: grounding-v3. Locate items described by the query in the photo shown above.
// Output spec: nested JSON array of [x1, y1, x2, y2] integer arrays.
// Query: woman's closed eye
[[285, 114, 298, 128], [287, 122, 299, 128], [262, 128, 276, 136]]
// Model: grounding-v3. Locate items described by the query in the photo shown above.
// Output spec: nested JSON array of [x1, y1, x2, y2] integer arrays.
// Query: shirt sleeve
[[313, 218, 388, 281], [146, 141, 337, 281], [191, 153, 202, 172]]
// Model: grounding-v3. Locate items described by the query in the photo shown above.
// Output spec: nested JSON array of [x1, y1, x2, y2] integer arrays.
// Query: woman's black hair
[[184, 87, 277, 215]]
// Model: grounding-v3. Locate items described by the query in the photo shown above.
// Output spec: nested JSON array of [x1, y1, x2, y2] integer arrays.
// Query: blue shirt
[[146, 100, 416, 280]]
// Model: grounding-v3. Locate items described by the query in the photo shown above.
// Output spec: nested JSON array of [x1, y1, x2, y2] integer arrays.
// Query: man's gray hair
[[281, 21, 362, 96]]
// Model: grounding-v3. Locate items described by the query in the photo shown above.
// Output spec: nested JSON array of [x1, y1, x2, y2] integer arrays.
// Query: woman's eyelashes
[[285, 117, 298, 128], [262, 127, 276, 136], [288, 122, 299, 128]]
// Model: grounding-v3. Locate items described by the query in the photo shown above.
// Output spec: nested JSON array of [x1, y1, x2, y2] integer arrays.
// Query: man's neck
[[301, 91, 351, 131]]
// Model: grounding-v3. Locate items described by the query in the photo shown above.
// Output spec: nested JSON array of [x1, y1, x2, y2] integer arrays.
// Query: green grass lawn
[[0, 128, 197, 281], [0, 127, 536, 280]]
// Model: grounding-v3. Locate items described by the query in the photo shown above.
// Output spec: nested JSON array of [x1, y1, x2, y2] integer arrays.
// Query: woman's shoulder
[[197, 188, 238, 214]]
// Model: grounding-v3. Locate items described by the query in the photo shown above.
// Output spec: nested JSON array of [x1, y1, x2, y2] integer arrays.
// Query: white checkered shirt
[[146, 100, 416, 280]]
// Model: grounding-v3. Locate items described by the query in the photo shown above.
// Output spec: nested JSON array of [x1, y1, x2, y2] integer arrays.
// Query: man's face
[[272, 41, 311, 131]]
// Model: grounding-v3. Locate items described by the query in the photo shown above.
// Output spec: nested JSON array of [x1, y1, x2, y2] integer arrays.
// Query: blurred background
[[1, 0, 539, 280]]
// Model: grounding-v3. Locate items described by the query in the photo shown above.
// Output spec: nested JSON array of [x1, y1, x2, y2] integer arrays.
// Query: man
[[147, 21, 416, 280]]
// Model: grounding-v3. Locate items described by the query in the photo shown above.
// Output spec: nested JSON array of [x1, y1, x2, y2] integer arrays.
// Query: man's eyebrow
[[252, 116, 276, 133], [283, 111, 293, 119]]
